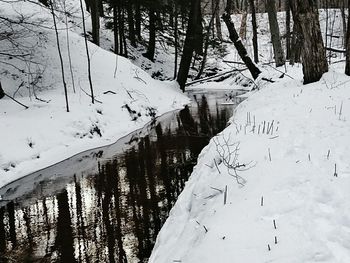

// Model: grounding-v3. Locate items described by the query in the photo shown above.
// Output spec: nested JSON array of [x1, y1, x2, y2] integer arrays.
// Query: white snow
[[149, 9, 350, 261], [149, 62, 350, 262], [0, 1, 189, 188]]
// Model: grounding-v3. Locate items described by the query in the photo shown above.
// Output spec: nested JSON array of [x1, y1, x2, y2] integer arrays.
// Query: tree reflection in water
[[0, 91, 244, 262]]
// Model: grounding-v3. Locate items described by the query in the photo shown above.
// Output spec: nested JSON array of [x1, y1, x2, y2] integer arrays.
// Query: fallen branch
[[326, 47, 346, 53], [80, 88, 102, 104], [4, 93, 29, 109], [185, 69, 246, 87]]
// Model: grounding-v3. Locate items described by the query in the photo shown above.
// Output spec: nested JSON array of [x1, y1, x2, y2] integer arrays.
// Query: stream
[[0, 90, 245, 262]]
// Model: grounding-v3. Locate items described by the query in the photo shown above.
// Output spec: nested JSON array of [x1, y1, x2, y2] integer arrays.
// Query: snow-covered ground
[[149, 9, 350, 262], [150, 61, 350, 262], [0, 1, 189, 188]]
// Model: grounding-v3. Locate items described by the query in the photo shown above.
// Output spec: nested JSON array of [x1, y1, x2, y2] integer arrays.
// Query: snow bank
[[149, 64, 350, 262], [0, 1, 189, 188]]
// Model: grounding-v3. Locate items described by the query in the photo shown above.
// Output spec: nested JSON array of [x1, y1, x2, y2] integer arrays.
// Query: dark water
[[0, 90, 245, 263]]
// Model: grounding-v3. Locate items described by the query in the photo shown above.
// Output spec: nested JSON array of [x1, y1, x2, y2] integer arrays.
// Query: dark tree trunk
[[174, 0, 179, 79], [135, 0, 142, 39], [290, 16, 302, 64], [341, 0, 347, 48], [248, 0, 259, 63], [290, 0, 328, 84], [84, 0, 90, 12], [50, 0, 70, 112], [126, 0, 137, 47], [222, 12, 261, 79], [345, 0, 350, 75], [113, 5, 119, 54], [286, 0, 291, 59], [177, 0, 203, 91], [80, 0, 95, 103], [214, 0, 223, 40], [196, 7, 216, 79], [266, 0, 285, 66], [90, 0, 100, 46], [143, 5, 156, 61], [226, 0, 234, 14], [118, 3, 126, 56], [99, 0, 104, 17], [0, 81, 4, 99]]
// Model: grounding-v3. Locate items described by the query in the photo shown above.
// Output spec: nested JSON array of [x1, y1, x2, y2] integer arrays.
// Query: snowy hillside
[[149, 9, 350, 263], [0, 1, 189, 188], [149, 62, 350, 263]]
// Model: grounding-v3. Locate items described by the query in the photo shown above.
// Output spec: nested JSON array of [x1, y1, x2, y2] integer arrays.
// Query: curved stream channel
[[0, 90, 245, 262]]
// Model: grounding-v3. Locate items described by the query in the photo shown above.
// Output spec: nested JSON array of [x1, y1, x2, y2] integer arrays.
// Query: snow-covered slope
[[149, 63, 350, 262], [0, 1, 189, 188]]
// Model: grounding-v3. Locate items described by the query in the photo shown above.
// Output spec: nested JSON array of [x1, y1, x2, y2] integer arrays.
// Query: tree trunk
[[226, 0, 234, 14], [248, 0, 259, 63], [174, 0, 179, 79], [90, 0, 100, 46], [113, 5, 119, 54], [143, 5, 156, 61], [290, 17, 302, 64], [214, 0, 223, 40], [135, 0, 141, 39], [98, 0, 104, 17], [345, 0, 350, 75], [286, 0, 291, 59], [266, 0, 285, 66], [0, 81, 4, 99], [290, 0, 328, 84], [80, 0, 95, 103], [239, 11, 247, 39], [177, 0, 203, 91], [126, 0, 136, 47], [341, 1, 347, 48], [222, 12, 261, 79], [50, 0, 70, 112]]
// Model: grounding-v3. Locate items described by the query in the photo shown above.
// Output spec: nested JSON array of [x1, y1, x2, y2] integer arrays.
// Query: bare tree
[[79, 0, 95, 103], [222, 0, 261, 80], [290, 0, 328, 84], [266, 0, 285, 67], [50, 0, 69, 112], [62, 0, 76, 93], [0, 3, 47, 98], [177, 0, 203, 91], [214, 0, 223, 41], [248, 0, 259, 63], [285, 0, 291, 59]]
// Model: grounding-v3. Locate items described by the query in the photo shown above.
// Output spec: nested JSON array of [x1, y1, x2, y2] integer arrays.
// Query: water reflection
[[0, 91, 245, 262]]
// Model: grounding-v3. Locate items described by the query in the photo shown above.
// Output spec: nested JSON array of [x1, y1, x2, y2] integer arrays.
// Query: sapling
[[273, 219, 277, 229], [224, 185, 228, 205], [203, 225, 208, 233], [339, 101, 343, 120], [214, 159, 221, 174], [334, 163, 338, 177]]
